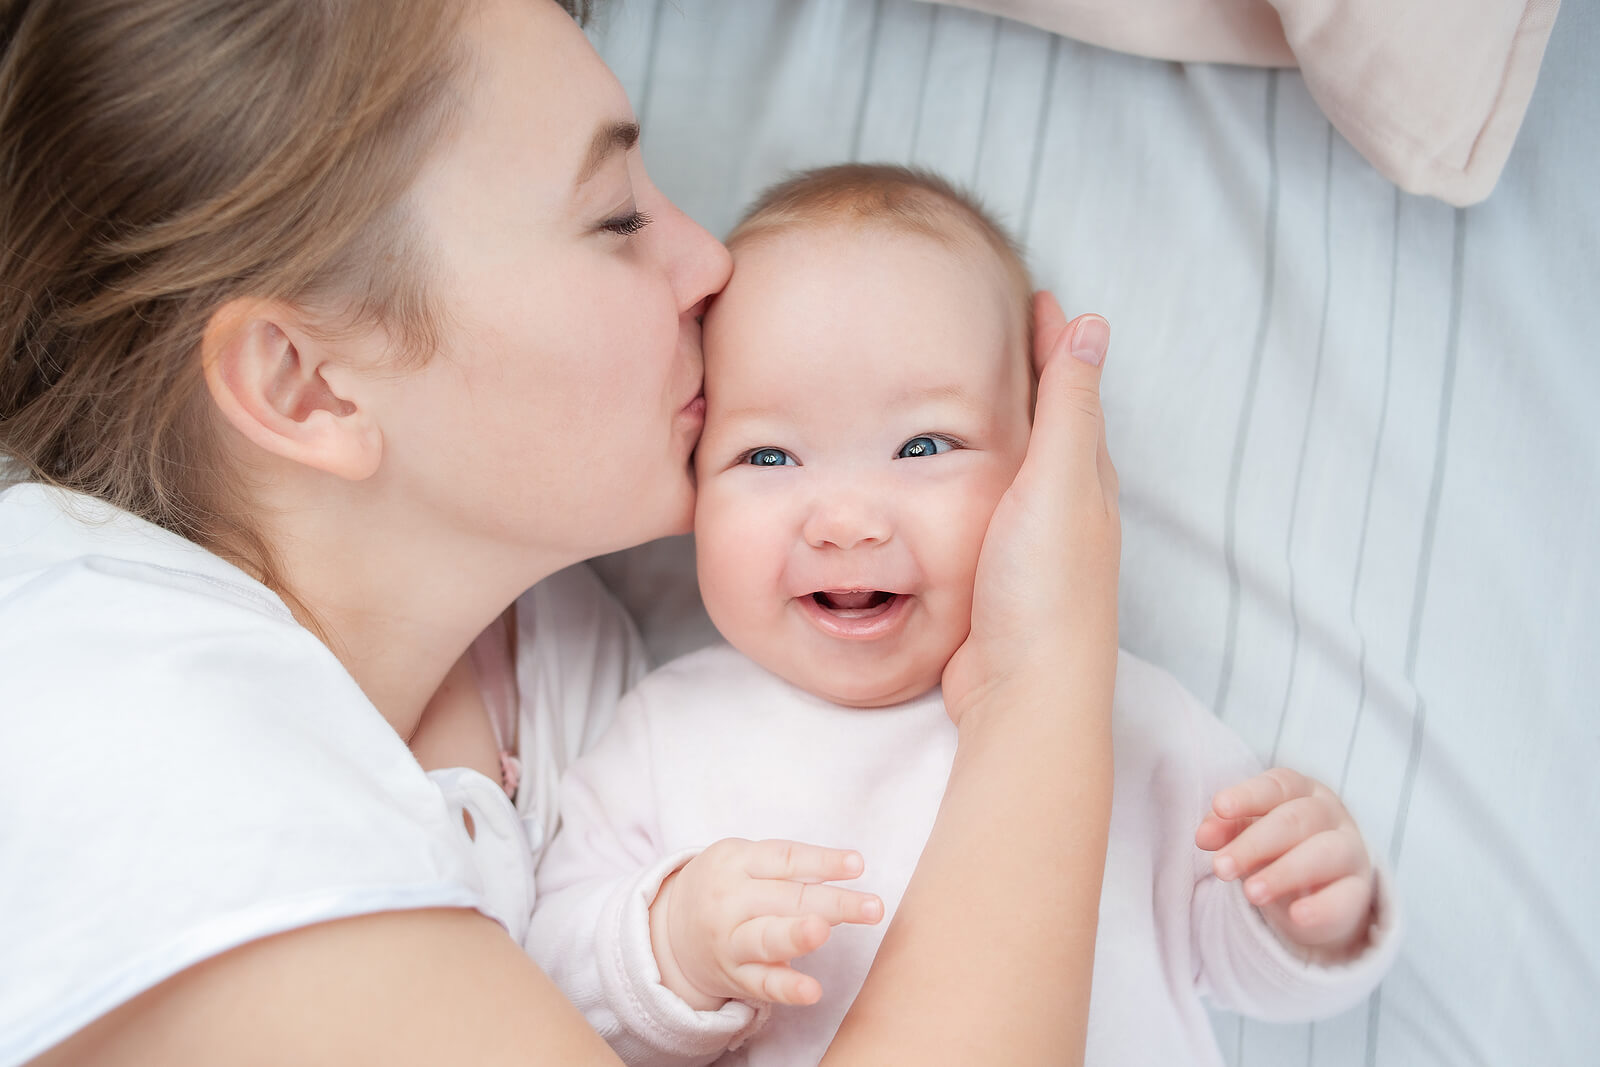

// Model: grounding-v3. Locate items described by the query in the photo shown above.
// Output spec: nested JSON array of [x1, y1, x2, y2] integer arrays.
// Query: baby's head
[[694, 164, 1035, 708]]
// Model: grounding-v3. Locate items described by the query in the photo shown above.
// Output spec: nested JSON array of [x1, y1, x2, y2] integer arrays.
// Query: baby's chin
[[779, 657, 948, 709]]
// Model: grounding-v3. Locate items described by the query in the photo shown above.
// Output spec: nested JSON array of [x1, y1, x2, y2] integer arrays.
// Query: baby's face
[[695, 226, 1031, 707]]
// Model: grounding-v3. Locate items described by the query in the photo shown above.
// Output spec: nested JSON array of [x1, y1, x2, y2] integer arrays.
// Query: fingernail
[[1215, 855, 1237, 881], [864, 897, 883, 921], [844, 852, 863, 875], [1245, 878, 1269, 904], [1070, 315, 1110, 366]]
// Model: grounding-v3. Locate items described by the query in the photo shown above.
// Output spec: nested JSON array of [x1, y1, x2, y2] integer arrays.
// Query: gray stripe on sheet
[[1366, 991, 1384, 1067], [635, 0, 668, 129], [1368, 205, 1466, 1067], [1214, 69, 1281, 721], [1269, 124, 1336, 767], [1019, 34, 1061, 239], [908, 4, 940, 160], [968, 16, 1003, 188], [849, 0, 886, 162], [1340, 188, 1403, 795], [1392, 207, 1465, 865]]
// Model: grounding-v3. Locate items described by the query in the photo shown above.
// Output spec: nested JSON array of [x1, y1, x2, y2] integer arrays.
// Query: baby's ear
[[201, 299, 382, 480]]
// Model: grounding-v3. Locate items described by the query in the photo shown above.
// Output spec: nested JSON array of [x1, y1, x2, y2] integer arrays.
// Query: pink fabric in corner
[[1279, 0, 1560, 206], [920, 0, 1562, 206]]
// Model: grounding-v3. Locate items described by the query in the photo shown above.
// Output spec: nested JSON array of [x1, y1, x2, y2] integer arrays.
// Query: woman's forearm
[[824, 672, 1114, 1065], [827, 303, 1120, 1064]]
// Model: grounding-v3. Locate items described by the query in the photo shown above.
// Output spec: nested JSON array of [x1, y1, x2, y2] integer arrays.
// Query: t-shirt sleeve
[[0, 560, 486, 1067]]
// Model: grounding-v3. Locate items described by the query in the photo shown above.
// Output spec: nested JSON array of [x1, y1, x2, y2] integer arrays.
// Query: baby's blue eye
[[748, 447, 795, 467], [898, 436, 952, 459]]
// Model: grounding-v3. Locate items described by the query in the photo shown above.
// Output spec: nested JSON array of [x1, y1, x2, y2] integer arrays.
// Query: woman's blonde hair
[[0, 0, 584, 599]]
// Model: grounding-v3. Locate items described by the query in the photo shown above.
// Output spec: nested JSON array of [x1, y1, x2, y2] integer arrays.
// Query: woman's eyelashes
[[600, 209, 653, 236]]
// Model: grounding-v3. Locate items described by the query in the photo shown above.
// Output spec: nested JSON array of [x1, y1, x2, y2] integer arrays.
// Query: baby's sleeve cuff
[[1227, 862, 1402, 1021], [595, 848, 771, 1065]]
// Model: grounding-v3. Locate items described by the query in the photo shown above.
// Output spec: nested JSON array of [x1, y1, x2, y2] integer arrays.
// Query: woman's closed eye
[[743, 447, 798, 467], [897, 434, 960, 459], [600, 209, 653, 236]]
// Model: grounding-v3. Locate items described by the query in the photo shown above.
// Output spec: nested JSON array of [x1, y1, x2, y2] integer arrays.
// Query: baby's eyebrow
[[887, 383, 981, 409], [712, 404, 778, 425]]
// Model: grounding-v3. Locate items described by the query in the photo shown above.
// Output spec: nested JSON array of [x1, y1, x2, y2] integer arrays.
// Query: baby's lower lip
[[797, 591, 911, 641]]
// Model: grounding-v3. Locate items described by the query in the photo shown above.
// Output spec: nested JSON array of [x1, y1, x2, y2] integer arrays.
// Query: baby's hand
[[1196, 768, 1375, 961], [648, 838, 883, 1011]]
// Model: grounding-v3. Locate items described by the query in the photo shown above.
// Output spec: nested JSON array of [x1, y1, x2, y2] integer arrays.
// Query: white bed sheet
[[585, 2, 1600, 1063]]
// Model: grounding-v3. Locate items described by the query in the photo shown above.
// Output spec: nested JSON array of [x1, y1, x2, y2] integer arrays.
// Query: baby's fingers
[[1212, 767, 1316, 821], [1239, 829, 1370, 907], [1279, 873, 1374, 948], [1212, 795, 1338, 882], [729, 961, 825, 1007], [1194, 812, 1253, 852], [740, 839, 865, 885], [730, 914, 832, 966], [744, 880, 884, 926]]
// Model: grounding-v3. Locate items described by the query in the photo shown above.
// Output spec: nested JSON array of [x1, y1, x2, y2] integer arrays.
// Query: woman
[[0, 1, 1120, 1063]]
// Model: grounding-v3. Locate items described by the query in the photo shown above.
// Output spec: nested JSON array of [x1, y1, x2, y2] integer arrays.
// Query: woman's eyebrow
[[573, 120, 640, 187]]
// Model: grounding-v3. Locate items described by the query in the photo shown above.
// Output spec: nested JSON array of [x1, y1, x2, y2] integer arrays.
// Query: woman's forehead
[[446, 0, 634, 192]]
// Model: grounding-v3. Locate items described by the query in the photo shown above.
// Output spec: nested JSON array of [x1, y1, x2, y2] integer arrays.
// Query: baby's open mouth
[[812, 590, 897, 616]]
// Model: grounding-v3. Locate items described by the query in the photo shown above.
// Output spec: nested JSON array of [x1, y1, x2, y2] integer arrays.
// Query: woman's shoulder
[[0, 481, 292, 621], [0, 484, 487, 1067]]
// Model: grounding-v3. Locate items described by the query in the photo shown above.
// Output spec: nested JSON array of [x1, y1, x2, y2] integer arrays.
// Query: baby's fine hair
[[726, 163, 1034, 351]]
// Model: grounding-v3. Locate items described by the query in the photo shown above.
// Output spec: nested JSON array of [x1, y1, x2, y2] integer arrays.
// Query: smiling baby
[[527, 165, 1398, 1066]]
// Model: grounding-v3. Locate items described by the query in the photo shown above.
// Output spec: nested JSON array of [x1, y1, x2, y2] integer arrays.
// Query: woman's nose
[[802, 493, 893, 551], [661, 197, 732, 313]]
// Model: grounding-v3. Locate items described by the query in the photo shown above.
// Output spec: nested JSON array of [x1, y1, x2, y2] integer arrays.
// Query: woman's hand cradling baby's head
[[941, 292, 1119, 731]]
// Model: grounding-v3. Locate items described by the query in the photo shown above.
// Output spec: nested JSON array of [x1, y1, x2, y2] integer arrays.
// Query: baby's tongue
[[823, 590, 878, 610]]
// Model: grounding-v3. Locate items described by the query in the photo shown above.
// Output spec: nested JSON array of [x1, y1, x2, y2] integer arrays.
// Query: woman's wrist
[[950, 638, 1117, 741]]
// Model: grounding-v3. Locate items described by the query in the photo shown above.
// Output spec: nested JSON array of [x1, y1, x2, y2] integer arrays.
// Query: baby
[[527, 165, 1398, 1065]]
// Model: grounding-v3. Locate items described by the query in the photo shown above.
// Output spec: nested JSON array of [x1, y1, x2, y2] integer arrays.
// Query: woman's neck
[[260, 492, 564, 740]]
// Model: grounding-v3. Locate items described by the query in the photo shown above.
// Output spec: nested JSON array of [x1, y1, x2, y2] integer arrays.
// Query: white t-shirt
[[0, 483, 646, 1067]]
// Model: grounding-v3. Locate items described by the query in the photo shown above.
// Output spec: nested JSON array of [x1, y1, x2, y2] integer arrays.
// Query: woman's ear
[[201, 300, 383, 481]]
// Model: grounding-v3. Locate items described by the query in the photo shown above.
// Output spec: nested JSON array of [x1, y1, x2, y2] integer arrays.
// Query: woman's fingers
[[1212, 794, 1339, 881], [1025, 311, 1111, 489], [1239, 829, 1369, 906], [1030, 290, 1072, 377]]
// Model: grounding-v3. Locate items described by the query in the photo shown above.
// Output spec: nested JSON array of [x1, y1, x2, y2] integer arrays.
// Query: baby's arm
[[528, 686, 878, 1066], [527, 687, 748, 1066]]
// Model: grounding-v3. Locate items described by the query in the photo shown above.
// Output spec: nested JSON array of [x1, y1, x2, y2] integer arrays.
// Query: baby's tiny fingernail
[[1215, 855, 1237, 881], [863, 897, 883, 921], [843, 852, 863, 875], [1245, 878, 1269, 904], [1071, 315, 1110, 366]]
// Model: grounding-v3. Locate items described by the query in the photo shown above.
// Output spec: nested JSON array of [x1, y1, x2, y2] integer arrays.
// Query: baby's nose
[[802, 492, 892, 551]]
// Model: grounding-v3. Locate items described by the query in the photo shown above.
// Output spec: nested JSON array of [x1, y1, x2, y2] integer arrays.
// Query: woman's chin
[[621, 475, 696, 547]]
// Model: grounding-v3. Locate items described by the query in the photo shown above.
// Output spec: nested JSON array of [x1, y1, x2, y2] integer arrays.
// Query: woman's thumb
[[1030, 310, 1109, 466]]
